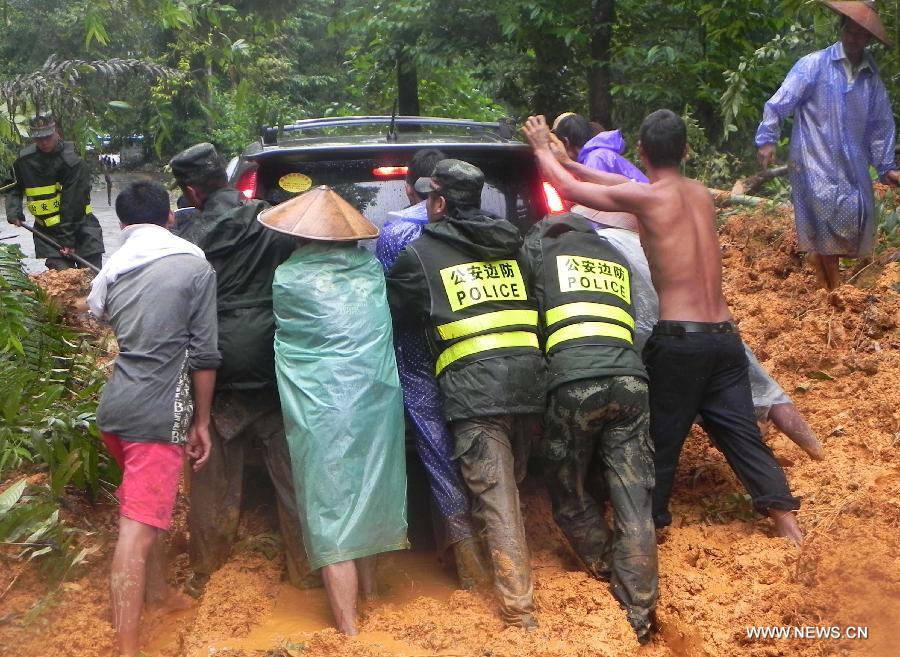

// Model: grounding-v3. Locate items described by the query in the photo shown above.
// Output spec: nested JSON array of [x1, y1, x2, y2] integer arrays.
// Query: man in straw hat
[[260, 186, 408, 635], [756, 1, 899, 289], [386, 159, 548, 630], [168, 143, 312, 596]]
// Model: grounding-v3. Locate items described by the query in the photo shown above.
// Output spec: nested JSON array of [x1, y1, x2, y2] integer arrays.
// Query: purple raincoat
[[756, 42, 896, 257], [578, 130, 649, 183]]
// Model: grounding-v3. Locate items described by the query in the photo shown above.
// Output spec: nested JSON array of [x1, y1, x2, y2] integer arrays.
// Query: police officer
[[169, 143, 311, 595], [4, 114, 104, 270], [522, 210, 657, 644], [386, 159, 547, 630]]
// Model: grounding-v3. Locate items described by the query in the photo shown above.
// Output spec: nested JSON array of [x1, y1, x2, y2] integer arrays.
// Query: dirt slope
[[1, 207, 897, 657]]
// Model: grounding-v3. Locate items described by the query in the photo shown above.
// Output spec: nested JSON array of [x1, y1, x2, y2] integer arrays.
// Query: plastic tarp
[[273, 243, 408, 570]]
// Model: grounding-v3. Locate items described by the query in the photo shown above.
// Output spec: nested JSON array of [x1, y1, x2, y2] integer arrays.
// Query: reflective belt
[[435, 331, 539, 375], [545, 302, 635, 330], [436, 309, 539, 341], [545, 321, 633, 352]]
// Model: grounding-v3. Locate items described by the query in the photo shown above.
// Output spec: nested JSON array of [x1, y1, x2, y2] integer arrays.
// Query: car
[[228, 115, 565, 243]]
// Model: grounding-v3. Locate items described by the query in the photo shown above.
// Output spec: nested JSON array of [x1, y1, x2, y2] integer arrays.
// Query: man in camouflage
[[4, 114, 104, 269], [522, 210, 657, 644], [169, 143, 312, 594]]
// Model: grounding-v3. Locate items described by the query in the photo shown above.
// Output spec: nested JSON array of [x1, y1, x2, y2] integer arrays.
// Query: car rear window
[[254, 156, 544, 239]]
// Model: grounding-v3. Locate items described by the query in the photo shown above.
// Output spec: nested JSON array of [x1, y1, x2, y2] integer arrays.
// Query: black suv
[[228, 116, 564, 240]]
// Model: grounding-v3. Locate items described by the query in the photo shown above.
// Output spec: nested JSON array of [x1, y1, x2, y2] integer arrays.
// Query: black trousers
[[643, 326, 800, 528]]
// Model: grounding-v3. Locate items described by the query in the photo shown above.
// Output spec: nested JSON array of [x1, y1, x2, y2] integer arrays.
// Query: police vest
[[409, 239, 541, 376], [539, 229, 636, 353], [19, 146, 91, 228]]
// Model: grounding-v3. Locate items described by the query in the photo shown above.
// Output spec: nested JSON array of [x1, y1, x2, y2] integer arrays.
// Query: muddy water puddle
[[208, 551, 456, 656]]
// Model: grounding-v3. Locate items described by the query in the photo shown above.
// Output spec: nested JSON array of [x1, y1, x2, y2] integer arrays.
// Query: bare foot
[[769, 509, 803, 546]]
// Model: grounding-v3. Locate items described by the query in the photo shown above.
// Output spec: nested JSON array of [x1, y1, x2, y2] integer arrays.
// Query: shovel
[[21, 224, 100, 273]]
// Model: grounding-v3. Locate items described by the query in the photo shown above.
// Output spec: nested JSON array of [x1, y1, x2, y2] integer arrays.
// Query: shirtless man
[[523, 110, 803, 545]]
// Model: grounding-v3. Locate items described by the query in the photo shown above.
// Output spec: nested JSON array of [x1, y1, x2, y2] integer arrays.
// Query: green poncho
[[273, 242, 408, 569]]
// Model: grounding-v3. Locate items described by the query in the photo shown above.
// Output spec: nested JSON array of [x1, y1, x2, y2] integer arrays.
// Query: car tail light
[[235, 169, 258, 199], [542, 181, 565, 214], [373, 166, 408, 178]]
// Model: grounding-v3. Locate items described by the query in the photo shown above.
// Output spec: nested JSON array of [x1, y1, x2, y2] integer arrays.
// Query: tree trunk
[[397, 49, 420, 116], [587, 0, 615, 129]]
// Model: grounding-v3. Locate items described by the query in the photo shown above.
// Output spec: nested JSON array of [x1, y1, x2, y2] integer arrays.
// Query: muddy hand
[[757, 143, 776, 170], [522, 115, 552, 152], [548, 133, 572, 165]]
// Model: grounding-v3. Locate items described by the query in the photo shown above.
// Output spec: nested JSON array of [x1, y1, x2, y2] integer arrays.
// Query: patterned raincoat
[[756, 42, 896, 256]]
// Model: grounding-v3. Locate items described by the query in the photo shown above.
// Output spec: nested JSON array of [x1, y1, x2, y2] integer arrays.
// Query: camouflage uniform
[[540, 376, 657, 636], [523, 212, 657, 642]]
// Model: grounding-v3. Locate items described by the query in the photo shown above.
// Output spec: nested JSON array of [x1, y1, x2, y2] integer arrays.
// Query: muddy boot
[[453, 537, 491, 590], [630, 608, 658, 645]]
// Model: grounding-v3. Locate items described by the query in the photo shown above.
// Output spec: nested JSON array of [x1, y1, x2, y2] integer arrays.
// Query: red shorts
[[101, 432, 184, 531]]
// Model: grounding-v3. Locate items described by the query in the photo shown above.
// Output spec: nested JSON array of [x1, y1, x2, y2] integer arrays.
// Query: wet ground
[[2, 200, 899, 657]]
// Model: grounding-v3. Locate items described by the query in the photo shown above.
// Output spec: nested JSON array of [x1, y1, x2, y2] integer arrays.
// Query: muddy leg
[[356, 555, 378, 601], [768, 403, 824, 460], [144, 531, 195, 613], [820, 254, 841, 290], [321, 560, 359, 635], [769, 508, 803, 546], [187, 418, 243, 594], [261, 417, 319, 589], [453, 416, 536, 630], [110, 517, 157, 657]]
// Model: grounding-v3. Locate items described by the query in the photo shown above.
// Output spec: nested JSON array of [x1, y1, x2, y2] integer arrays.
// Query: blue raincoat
[[273, 243, 408, 569], [756, 42, 896, 257], [375, 202, 475, 548]]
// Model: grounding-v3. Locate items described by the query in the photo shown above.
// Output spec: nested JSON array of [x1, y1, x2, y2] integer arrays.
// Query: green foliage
[[0, 244, 114, 581], [876, 190, 900, 252]]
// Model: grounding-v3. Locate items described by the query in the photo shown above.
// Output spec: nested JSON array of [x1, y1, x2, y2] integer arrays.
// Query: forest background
[[0, 0, 898, 189]]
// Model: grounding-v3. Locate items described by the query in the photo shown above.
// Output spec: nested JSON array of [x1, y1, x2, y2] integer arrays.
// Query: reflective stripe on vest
[[436, 309, 539, 341], [545, 302, 635, 331], [85, 204, 92, 214], [25, 184, 60, 196], [545, 321, 633, 352], [435, 331, 539, 376]]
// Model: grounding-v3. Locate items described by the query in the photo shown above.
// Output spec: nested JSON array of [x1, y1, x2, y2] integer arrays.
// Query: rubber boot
[[453, 536, 492, 590]]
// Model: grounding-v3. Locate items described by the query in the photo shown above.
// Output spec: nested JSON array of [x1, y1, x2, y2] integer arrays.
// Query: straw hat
[[257, 185, 379, 241], [822, 1, 891, 47]]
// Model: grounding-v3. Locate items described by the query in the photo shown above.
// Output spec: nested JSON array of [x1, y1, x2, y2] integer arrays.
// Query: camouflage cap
[[169, 142, 225, 184], [414, 158, 484, 206], [29, 114, 57, 139]]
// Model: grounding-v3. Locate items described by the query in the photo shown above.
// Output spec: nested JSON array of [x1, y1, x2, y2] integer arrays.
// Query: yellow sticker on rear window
[[278, 173, 312, 193]]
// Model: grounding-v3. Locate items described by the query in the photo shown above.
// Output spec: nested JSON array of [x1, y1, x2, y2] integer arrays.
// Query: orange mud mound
[[1, 207, 898, 657], [29, 268, 112, 341]]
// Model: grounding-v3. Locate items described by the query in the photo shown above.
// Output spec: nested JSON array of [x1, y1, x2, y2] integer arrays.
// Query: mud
[[1, 207, 898, 657]]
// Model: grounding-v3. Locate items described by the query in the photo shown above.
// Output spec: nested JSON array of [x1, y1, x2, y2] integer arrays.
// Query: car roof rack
[[260, 116, 517, 145]]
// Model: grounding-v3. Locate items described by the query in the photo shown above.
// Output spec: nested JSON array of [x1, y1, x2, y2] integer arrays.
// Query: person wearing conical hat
[[260, 187, 408, 636], [756, 1, 900, 290]]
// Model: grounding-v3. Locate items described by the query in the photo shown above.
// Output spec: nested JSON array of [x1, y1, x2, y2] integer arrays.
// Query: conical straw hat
[[257, 185, 379, 241], [822, 1, 891, 47]]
